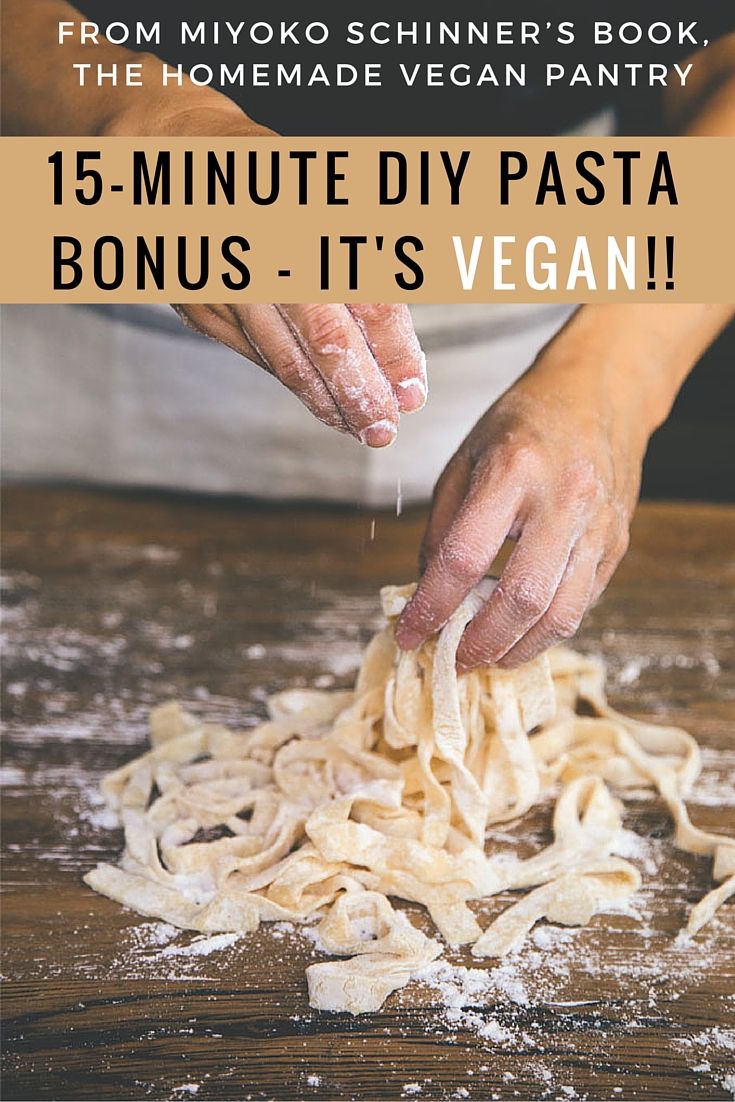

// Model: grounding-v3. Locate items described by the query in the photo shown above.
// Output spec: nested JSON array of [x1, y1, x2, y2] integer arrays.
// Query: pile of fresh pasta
[[85, 582, 735, 1014]]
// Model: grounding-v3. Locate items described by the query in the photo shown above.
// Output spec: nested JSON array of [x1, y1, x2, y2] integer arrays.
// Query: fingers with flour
[[348, 304, 427, 413], [232, 304, 347, 431], [280, 304, 400, 446], [495, 535, 603, 668], [396, 465, 524, 650]]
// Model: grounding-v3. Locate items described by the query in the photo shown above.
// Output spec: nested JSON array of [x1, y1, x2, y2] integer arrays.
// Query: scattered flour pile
[[84, 583, 735, 1014]]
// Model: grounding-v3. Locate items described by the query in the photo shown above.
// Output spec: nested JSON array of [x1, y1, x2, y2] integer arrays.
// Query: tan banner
[[0, 136, 733, 302]]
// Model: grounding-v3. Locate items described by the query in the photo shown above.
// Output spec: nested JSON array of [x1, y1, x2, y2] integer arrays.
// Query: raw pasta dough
[[85, 581, 735, 1014]]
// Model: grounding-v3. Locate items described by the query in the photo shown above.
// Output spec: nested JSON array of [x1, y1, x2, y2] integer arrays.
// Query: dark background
[[642, 323, 734, 502]]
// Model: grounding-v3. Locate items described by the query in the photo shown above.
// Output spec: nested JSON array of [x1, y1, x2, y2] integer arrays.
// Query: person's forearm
[[685, 69, 735, 136], [1, 0, 248, 136], [538, 303, 735, 442], [555, 42, 735, 439], [664, 34, 735, 136], [3, 0, 146, 134]]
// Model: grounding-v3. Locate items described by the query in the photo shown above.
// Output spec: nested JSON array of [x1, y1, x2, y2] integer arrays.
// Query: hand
[[105, 83, 428, 445], [396, 317, 655, 668], [174, 302, 427, 445]]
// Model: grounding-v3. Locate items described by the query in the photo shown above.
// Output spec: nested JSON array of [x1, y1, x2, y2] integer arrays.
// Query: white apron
[[1, 301, 575, 505]]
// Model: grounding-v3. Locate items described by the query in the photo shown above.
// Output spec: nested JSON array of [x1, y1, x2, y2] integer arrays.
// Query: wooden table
[[2, 487, 734, 1102]]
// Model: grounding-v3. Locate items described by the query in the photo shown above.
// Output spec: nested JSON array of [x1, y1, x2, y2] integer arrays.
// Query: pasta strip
[[84, 584, 734, 1014]]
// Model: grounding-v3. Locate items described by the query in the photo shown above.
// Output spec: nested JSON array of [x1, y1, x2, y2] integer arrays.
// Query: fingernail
[[395, 623, 422, 650], [360, 419, 398, 448], [396, 378, 427, 413]]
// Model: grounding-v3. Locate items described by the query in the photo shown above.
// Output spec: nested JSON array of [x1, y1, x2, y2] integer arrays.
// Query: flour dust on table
[[84, 583, 735, 1014]]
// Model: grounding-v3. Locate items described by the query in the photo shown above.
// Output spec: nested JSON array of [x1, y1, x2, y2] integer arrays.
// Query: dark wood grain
[[2, 486, 734, 1102]]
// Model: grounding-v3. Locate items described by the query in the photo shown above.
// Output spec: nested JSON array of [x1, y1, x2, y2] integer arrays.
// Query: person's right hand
[[174, 302, 427, 444], [103, 75, 428, 444]]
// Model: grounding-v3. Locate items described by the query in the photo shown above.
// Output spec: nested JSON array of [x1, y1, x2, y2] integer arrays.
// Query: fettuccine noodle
[[84, 581, 735, 1014]]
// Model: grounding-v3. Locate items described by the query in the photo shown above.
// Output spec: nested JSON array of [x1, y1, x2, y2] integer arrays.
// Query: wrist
[[76, 48, 257, 138], [97, 54, 214, 136], [100, 83, 264, 139], [84, 53, 163, 137], [533, 304, 723, 440]]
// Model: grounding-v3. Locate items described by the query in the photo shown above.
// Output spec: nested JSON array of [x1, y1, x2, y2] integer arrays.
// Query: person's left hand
[[395, 328, 653, 669]]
